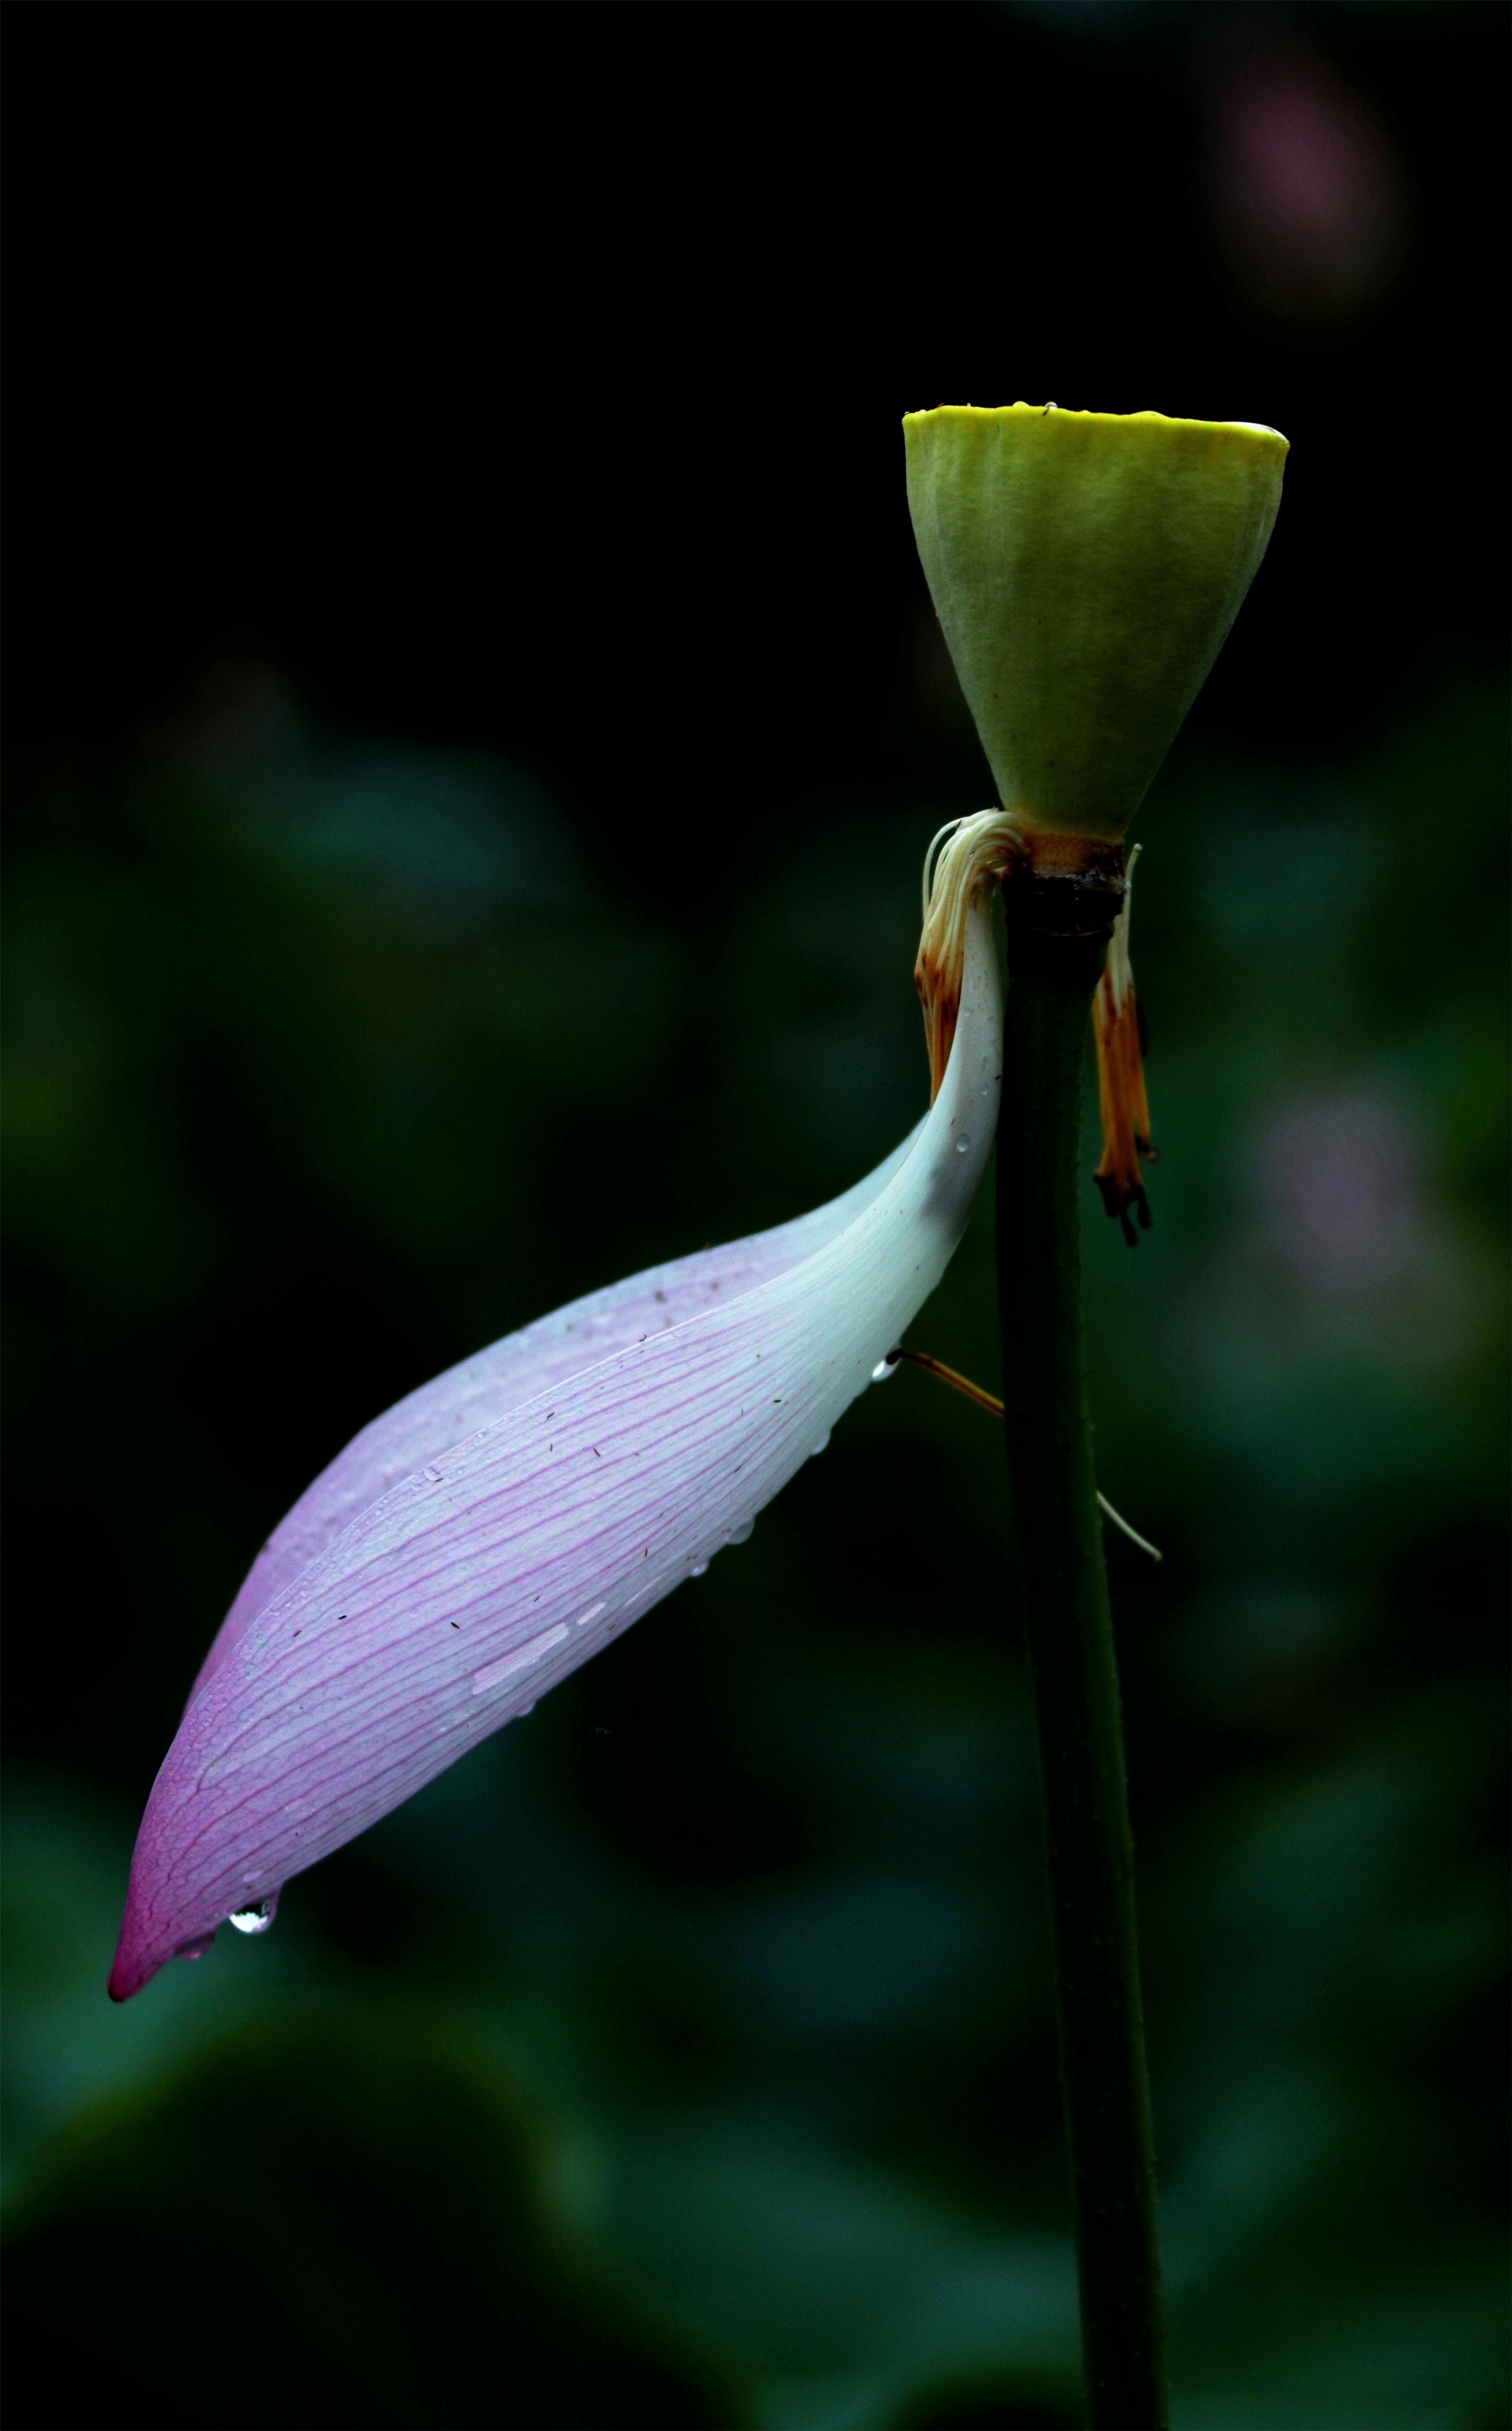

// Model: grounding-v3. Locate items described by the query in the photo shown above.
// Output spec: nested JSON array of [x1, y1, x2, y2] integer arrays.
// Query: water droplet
[[423, 1464, 445, 1482], [575, 1601, 607, 1629], [173, 1930, 217, 1963], [955, 1134, 972, 1156], [689, 1560, 710, 1578], [871, 1354, 901, 1383], [980, 1082, 993, 1099], [725, 1518, 754, 1546], [810, 1431, 831, 1457], [229, 1892, 279, 1936]]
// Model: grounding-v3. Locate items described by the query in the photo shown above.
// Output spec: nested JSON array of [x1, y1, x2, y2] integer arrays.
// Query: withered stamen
[[915, 809, 1028, 1100], [891, 1348, 1162, 1560], [1091, 843, 1155, 1246]]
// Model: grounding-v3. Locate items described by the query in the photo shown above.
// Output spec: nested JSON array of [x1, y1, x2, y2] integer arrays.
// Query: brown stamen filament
[[1092, 973, 1154, 1245], [1090, 844, 1155, 1247], [888, 1350, 1162, 1560]]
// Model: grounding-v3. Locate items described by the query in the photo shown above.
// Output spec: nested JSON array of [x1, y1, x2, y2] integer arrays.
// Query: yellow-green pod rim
[[904, 403, 1288, 842]]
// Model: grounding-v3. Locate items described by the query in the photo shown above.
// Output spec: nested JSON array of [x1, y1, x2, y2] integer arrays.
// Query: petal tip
[[107, 1947, 146, 2002], [109, 1885, 173, 2002]]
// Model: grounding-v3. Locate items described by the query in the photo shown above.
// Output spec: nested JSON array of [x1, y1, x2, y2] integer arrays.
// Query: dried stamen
[[888, 1348, 1162, 1560], [916, 809, 1027, 1099], [1092, 843, 1156, 1246]]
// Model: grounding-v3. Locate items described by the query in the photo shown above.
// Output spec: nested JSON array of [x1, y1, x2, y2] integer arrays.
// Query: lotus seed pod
[[904, 404, 1288, 842]]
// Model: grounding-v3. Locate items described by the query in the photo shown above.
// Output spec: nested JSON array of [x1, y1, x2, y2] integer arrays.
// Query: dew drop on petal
[[229, 1893, 280, 1936], [811, 1431, 831, 1456], [689, 1560, 710, 1578], [725, 1518, 754, 1546], [173, 1930, 218, 1963], [955, 1134, 972, 1156], [871, 1355, 901, 1383]]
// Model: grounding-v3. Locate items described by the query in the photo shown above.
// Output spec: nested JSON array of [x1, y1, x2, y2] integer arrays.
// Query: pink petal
[[109, 906, 1001, 1999], [191, 1129, 919, 1700]]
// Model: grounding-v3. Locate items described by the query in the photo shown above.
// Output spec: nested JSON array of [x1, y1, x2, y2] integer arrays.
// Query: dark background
[[4, 6, 1507, 2429]]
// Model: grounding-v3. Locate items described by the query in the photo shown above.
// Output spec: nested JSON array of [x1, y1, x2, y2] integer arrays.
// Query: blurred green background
[[4, 5, 1507, 2429]]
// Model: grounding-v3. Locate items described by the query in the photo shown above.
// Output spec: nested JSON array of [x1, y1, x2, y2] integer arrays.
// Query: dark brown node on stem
[[1003, 831, 1126, 950]]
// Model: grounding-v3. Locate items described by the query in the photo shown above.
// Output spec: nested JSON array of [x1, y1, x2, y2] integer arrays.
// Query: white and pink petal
[[109, 902, 1001, 1999]]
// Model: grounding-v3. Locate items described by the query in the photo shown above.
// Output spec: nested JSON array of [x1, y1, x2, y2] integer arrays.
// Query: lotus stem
[[995, 868, 1170, 2429]]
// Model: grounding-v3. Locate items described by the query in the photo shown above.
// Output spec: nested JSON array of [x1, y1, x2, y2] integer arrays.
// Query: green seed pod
[[904, 404, 1288, 843]]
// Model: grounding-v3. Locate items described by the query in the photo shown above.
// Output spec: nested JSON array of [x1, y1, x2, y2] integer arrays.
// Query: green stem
[[995, 889, 1169, 2430]]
